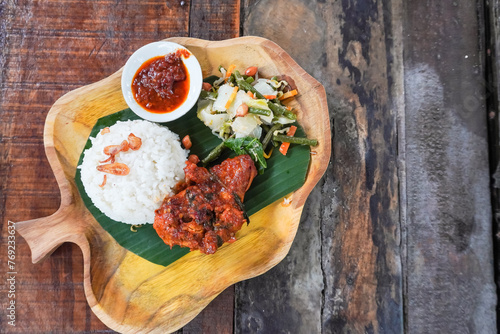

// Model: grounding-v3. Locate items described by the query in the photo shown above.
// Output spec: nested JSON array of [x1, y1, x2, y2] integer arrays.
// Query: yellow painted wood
[[16, 36, 331, 333]]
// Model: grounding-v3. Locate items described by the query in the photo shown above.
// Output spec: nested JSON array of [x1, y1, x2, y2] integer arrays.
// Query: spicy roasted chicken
[[153, 154, 257, 254]]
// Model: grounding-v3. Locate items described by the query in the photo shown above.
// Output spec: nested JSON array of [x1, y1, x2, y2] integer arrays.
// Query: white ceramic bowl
[[121, 41, 203, 122]]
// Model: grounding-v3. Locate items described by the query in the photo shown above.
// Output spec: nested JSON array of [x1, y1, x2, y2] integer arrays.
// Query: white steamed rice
[[78, 119, 188, 225]]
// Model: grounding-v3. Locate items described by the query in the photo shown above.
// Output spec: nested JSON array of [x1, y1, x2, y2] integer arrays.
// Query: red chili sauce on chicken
[[153, 155, 257, 254], [131, 49, 191, 113]]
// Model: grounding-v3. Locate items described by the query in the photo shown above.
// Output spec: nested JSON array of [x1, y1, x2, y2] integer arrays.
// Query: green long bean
[[202, 141, 226, 165], [234, 70, 265, 100], [273, 135, 318, 147], [234, 71, 296, 120], [283, 109, 297, 120], [268, 102, 297, 120], [248, 107, 271, 116], [262, 123, 283, 150]]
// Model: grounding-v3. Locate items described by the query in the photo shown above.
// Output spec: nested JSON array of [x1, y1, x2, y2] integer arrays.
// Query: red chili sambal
[[153, 155, 258, 254], [131, 49, 191, 113]]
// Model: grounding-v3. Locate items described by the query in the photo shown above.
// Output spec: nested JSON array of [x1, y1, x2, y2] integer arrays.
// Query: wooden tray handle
[[16, 207, 86, 264]]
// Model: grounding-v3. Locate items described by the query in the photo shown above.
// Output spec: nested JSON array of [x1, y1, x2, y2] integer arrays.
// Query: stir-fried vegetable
[[279, 89, 298, 101], [202, 141, 226, 165], [225, 86, 239, 109], [224, 137, 267, 174], [278, 125, 297, 156], [225, 64, 237, 82], [197, 65, 318, 172], [273, 135, 319, 147]]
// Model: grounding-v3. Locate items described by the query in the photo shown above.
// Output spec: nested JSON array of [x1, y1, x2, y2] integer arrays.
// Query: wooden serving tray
[[16, 36, 331, 333]]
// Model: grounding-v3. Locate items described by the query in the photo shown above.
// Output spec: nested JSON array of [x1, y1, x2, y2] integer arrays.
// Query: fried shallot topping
[[99, 174, 107, 187], [96, 133, 142, 182], [97, 162, 130, 175], [128, 133, 142, 150]]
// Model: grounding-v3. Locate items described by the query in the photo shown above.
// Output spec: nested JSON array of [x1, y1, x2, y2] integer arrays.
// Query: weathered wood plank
[[181, 288, 235, 334], [189, 0, 240, 41], [239, 0, 403, 332], [0, 0, 239, 332], [486, 0, 500, 324], [403, 0, 497, 332]]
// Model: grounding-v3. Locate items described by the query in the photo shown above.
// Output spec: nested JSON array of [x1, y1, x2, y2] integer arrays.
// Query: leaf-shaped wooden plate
[[16, 36, 331, 333]]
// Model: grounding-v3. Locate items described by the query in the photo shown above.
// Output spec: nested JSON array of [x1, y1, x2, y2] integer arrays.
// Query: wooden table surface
[[1, 0, 498, 333]]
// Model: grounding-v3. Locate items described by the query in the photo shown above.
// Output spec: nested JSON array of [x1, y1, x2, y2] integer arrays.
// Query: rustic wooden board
[[0, 1, 241, 333], [403, 1, 497, 332], [3, 0, 498, 333], [13, 36, 329, 333], [239, 0, 403, 332]]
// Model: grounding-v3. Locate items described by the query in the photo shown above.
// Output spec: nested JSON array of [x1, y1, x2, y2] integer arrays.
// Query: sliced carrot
[[247, 91, 255, 98], [225, 64, 237, 82], [225, 86, 239, 109], [279, 89, 298, 100], [279, 125, 297, 156], [279, 143, 289, 156], [263, 94, 277, 100]]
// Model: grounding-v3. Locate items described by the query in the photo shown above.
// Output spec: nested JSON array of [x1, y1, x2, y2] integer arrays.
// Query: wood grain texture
[[239, 0, 403, 332], [403, 1, 497, 332], [189, 0, 241, 40], [486, 0, 500, 324], [3, 0, 497, 333], [0, 1, 240, 333], [13, 36, 329, 333]]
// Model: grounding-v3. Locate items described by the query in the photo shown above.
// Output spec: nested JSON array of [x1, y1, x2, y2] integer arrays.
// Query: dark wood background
[[0, 0, 497, 333]]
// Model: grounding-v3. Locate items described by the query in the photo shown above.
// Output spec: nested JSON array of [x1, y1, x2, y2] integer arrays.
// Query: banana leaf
[[75, 92, 310, 267]]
